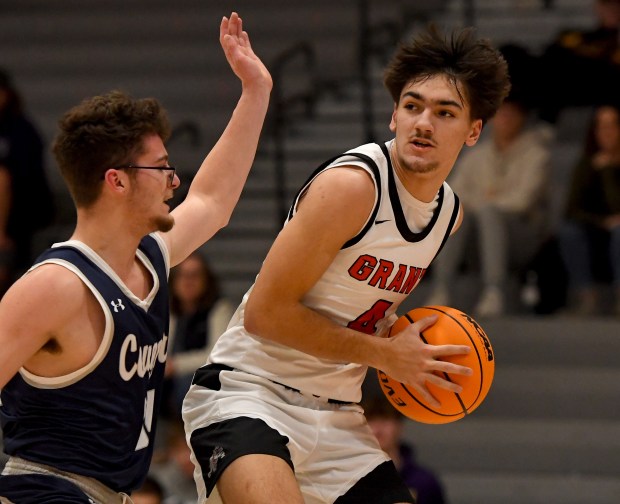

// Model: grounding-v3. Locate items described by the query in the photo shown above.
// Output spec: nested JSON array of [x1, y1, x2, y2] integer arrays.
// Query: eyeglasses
[[113, 165, 177, 185]]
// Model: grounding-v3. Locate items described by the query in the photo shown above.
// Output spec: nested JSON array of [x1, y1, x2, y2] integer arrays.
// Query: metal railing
[[270, 41, 319, 223]]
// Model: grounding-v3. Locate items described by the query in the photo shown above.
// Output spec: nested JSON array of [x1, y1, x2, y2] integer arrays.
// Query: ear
[[389, 104, 398, 133], [465, 119, 483, 146], [102, 169, 128, 193]]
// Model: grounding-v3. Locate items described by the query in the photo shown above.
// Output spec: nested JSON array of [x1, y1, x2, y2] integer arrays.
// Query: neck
[[71, 209, 145, 278], [389, 141, 443, 203]]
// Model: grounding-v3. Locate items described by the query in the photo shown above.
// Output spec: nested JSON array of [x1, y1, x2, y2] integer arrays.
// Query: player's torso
[[0, 234, 170, 493], [210, 142, 459, 402]]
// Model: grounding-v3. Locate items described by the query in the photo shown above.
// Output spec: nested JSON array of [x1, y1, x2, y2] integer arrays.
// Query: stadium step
[[399, 315, 620, 503]]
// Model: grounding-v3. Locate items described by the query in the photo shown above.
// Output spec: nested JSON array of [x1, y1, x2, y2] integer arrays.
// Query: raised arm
[[162, 12, 272, 266]]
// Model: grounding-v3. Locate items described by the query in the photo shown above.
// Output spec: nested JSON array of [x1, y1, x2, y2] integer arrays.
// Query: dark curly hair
[[52, 90, 171, 208], [383, 25, 511, 125]]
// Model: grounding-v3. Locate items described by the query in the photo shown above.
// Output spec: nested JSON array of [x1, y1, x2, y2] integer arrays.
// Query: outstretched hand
[[220, 12, 272, 92], [379, 314, 473, 408]]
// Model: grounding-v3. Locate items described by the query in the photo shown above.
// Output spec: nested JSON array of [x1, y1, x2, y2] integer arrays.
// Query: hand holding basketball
[[377, 313, 473, 408], [377, 305, 495, 424]]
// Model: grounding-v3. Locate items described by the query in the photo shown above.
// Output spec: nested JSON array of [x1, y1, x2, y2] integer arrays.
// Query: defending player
[[0, 12, 271, 503], [183, 25, 510, 504]]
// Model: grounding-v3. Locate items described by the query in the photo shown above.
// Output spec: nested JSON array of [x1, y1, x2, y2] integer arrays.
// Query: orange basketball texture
[[377, 305, 495, 424]]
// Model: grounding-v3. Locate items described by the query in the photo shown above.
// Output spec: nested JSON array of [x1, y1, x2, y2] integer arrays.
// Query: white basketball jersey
[[208, 141, 460, 402]]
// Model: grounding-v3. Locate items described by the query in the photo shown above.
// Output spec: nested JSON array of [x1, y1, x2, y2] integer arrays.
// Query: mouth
[[411, 138, 435, 149]]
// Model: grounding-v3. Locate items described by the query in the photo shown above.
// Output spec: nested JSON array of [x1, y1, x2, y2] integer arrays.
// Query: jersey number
[[347, 300, 393, 335], [135, 389, 155, 451]]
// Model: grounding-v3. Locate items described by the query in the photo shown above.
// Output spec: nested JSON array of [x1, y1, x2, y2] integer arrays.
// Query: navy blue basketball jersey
[[0, 234, 170, 493]]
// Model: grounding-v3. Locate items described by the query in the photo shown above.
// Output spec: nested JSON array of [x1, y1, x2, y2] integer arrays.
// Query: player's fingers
[[411, 382, 441, 408], [403, 314, 437, 335], [237, 17, 244, 38], [227, 12, 240, 37], [229, 12, 242, 38], [240, 30, 251, 48], [432, 344, 470, 357], [426, 372, 464, 394], [220, 34, 233, 55], [219, 16, 229, 42], [432, 360, 473, 377]]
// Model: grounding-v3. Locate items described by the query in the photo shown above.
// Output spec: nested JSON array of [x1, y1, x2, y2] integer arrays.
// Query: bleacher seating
[[1, 1, 619, 502]]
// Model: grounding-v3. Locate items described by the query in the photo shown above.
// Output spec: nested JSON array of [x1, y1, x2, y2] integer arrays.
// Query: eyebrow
[[402, 91, 463, 110]]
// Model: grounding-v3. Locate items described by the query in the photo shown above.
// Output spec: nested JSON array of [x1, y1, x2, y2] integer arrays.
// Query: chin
[[154, 215, 175, 233]]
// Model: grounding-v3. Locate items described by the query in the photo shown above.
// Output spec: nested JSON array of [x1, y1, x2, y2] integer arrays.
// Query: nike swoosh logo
[[375, 219, 390, 224]]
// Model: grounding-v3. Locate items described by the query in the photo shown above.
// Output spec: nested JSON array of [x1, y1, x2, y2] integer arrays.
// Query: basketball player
[[0, 12, 271, 504], [183, 26, 510, 504]]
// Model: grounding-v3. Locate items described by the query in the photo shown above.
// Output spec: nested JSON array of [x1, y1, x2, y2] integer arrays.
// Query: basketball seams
[[399, 383, 464, 419], [420, 306, 485, 405], [403, 310, 469, 419], [379, 305, 494, 423]]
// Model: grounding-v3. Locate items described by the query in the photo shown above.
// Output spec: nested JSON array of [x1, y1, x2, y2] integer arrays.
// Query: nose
[[171, 172, 181, 189], [415, 109, 434, 135]]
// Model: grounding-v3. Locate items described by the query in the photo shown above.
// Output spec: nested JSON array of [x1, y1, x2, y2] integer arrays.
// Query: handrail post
[[271, 42, 318, 224], [359, 0, 375, 143]]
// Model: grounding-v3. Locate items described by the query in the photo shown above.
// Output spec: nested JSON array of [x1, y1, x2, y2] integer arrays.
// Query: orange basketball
[[377, 305, 495, 424]]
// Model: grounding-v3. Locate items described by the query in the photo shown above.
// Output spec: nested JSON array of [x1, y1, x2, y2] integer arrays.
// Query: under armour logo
[[207, 446, 226, 478], [111, 299, 125, 312]]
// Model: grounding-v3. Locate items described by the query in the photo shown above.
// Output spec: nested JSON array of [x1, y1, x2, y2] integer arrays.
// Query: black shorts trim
[[334, 461, 416, 504], [193, 363, 354, 405], [189, 416, 293, 498]]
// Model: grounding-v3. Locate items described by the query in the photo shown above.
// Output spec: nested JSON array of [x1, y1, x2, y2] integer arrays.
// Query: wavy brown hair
[[383, 25, 511, 125], [52, 90, 171, 208]]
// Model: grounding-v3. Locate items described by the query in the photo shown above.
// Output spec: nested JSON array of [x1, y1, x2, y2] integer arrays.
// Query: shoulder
[[309, 165, 376, 198], [0, 263, 91, 336], [297, 166, 376, 224], [16, 263, 91, 308]]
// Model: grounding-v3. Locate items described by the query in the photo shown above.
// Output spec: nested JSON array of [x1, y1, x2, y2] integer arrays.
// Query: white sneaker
[[425, 285, 450, 307], [475, 286, 504, 318]]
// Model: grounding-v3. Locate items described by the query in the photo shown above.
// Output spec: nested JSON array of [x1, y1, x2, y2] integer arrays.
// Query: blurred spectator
[[0, 429, 7, 473], [149, 420, 201, 504], [132, 475, 166, 504], [557, 103, 620, 316], [162, 252, 234, 418], [426, 45, 551, 317], [539, 0, 620, 124], [363, 395, 447, 504], [0, 68, 54, 297]]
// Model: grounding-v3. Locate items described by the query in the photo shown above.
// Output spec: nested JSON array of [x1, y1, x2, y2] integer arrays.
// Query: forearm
[[165, 85, 271, 266], [245, 296, 390, 370]]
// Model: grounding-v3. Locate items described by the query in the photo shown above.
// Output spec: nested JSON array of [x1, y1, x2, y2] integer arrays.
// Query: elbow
[[244, 308, 271, 339], [244, 290, 279, 339], [243, 311, 260, 336], [216, 213, 231, 232], [243, 294, 268, 337]]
